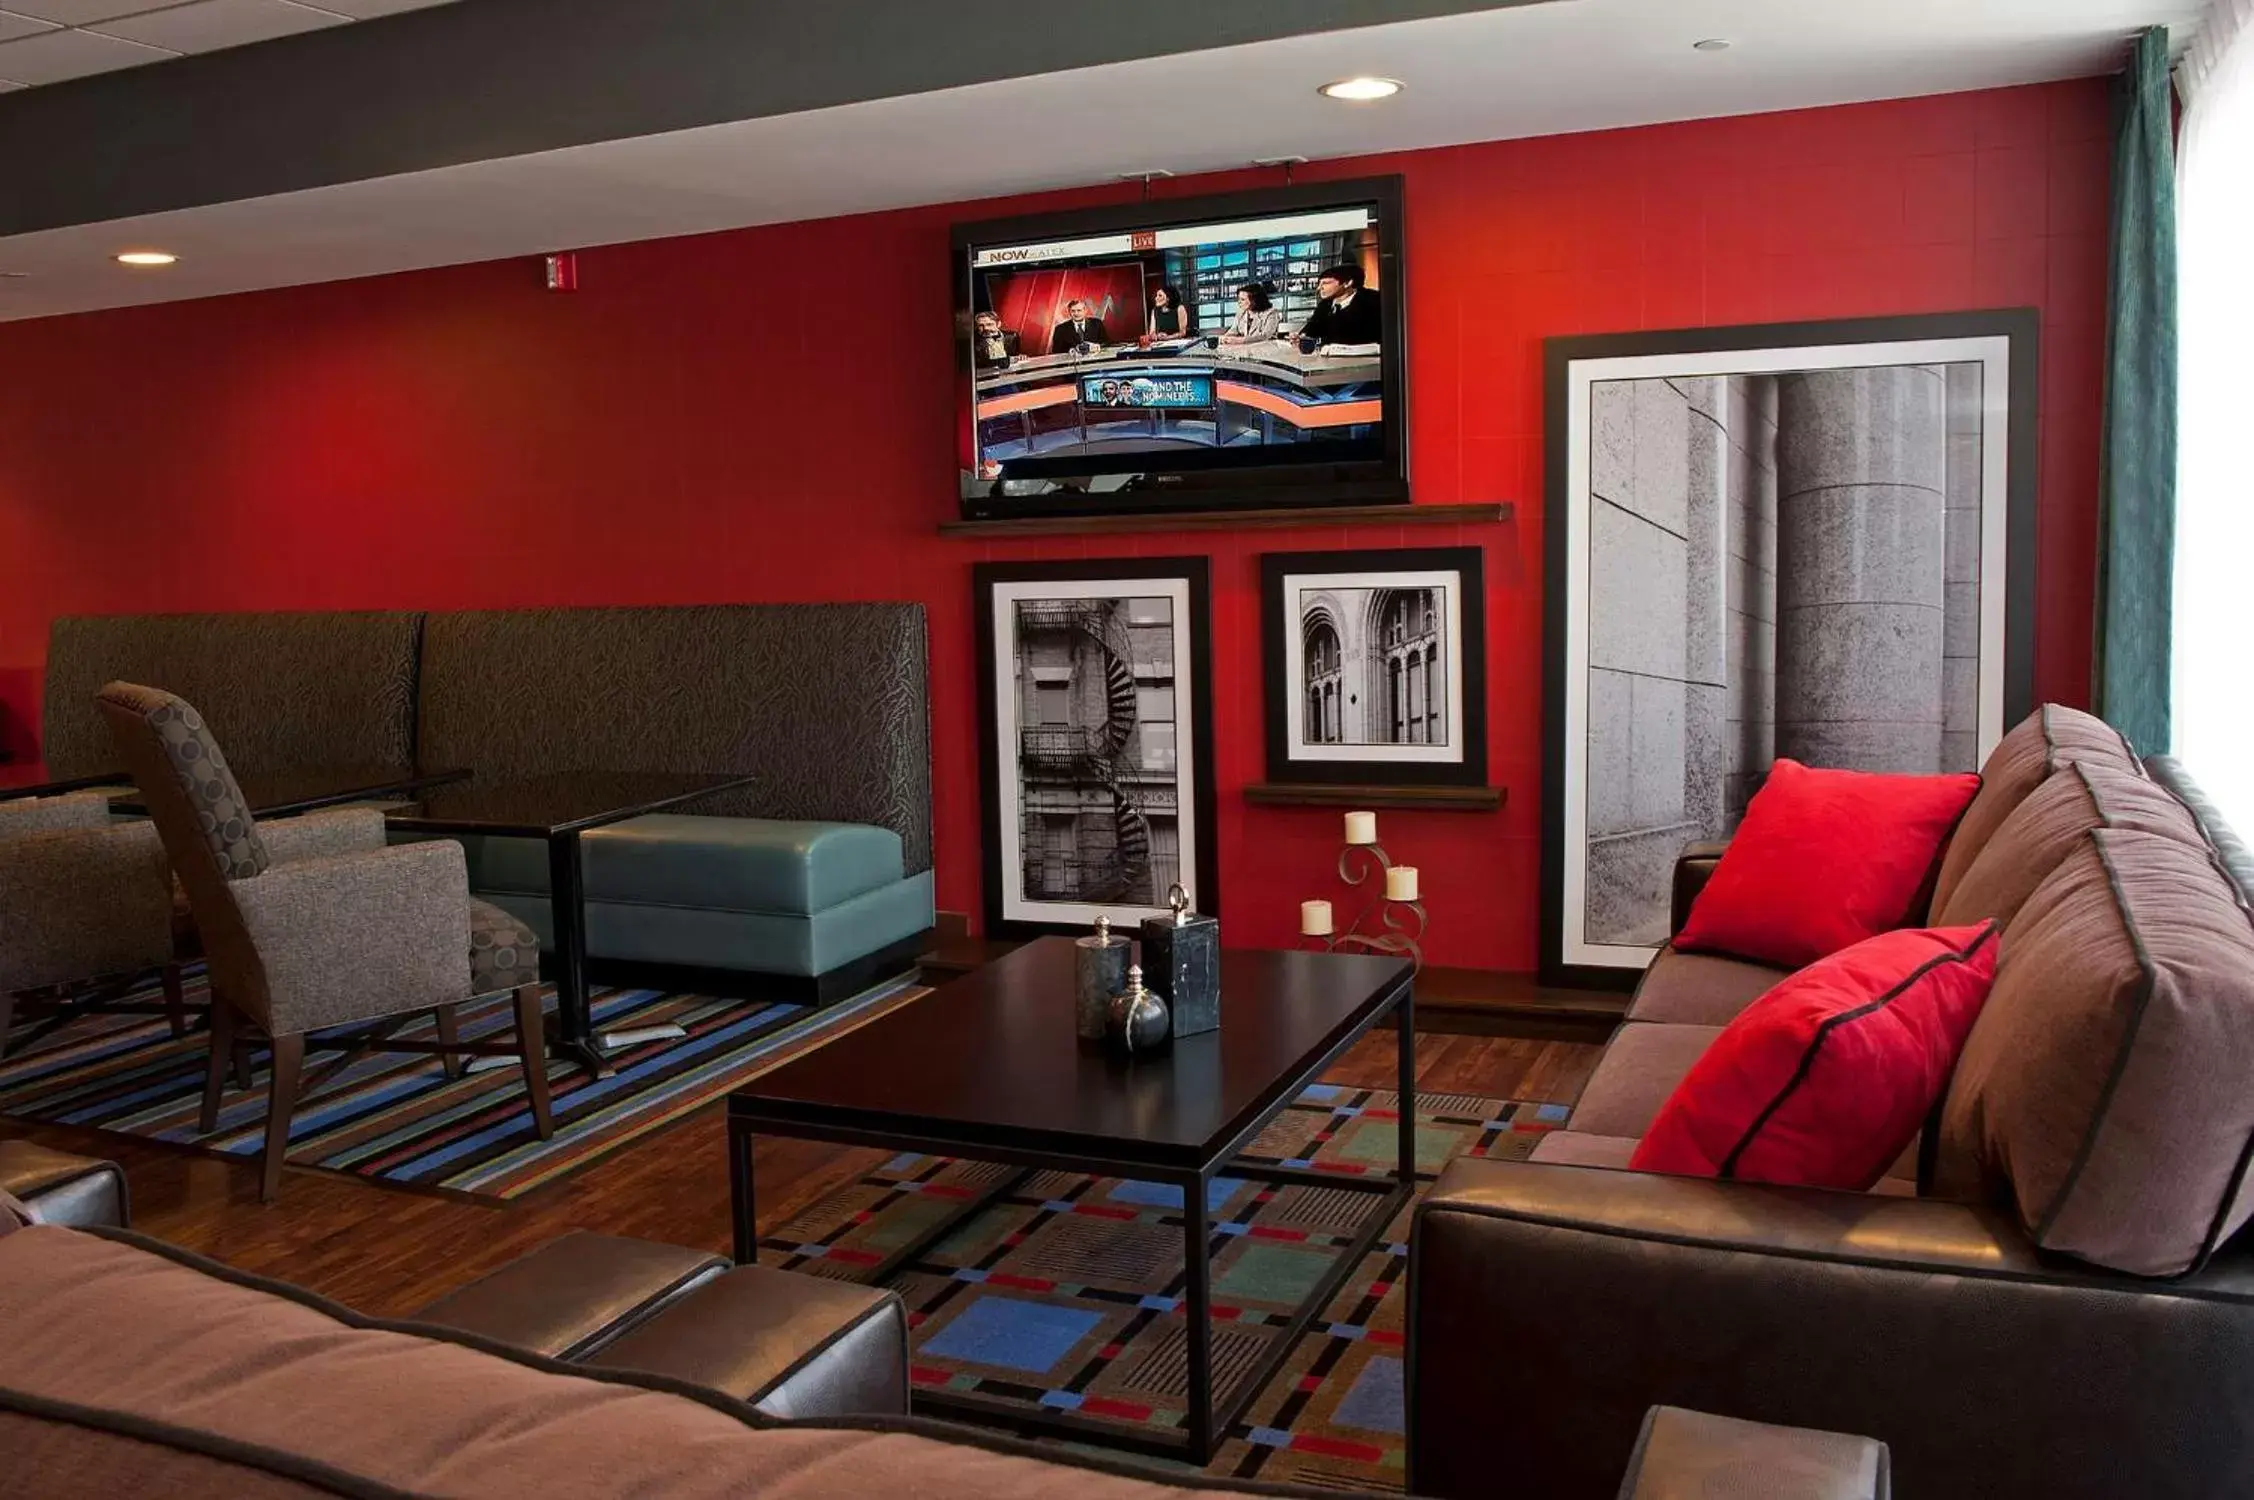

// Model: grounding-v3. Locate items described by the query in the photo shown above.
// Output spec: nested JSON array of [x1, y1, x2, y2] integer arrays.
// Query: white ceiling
[[0, 0, 2203, 321], [0, 0, 448, 88]]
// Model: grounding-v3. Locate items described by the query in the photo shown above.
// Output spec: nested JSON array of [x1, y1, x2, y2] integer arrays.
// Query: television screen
[[953, 177, 1406, 519]]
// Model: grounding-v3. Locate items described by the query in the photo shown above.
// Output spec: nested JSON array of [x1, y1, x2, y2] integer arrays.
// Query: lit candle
[[1344, 810, 1378, 845], [1301, 899, 1334, 936], [1385, 865, 1419, 902]]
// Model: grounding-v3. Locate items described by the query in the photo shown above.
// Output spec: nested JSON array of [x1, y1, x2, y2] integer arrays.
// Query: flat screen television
[[953, 176, 1407, 520]]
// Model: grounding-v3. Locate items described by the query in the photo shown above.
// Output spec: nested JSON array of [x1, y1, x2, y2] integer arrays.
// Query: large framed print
[[1261, 547, 1488, 787], [975, 557, 1218, 938], [1541, 309, 2039, 988]]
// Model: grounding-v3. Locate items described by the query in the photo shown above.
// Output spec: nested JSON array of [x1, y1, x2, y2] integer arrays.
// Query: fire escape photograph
[[976, 559, 1216, 936]]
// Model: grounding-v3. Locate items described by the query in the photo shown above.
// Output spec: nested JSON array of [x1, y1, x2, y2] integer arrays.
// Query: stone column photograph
[[1581, 361, 1984, 949]]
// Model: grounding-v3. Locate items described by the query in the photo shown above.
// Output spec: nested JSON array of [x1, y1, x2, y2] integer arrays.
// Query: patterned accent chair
[[95, 683, 553, 1202], [0, 791, 184, 1059]]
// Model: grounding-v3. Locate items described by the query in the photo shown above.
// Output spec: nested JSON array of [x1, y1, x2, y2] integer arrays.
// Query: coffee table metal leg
[[1183, 1169, 1215, 1460], [544, 831, 610, 1078], [1397, 982, 1416, 1184], [730, 1120, 759, 1265]]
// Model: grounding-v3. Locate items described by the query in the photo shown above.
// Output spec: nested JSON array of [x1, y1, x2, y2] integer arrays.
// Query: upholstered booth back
[[416, 606, 933, 874], [42, 612, 424, 778]]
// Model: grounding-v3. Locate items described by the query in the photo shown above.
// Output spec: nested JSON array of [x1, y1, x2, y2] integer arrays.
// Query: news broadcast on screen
[[952, 179, 1407, 519]]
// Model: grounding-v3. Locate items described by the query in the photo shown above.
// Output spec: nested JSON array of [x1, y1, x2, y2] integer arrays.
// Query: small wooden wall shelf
[[1244, 782, 1506, 812], [939, 501, 1511, 540]]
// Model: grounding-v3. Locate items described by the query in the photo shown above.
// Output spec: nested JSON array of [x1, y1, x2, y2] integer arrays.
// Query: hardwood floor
[[1, 1029, 1599, 1317]]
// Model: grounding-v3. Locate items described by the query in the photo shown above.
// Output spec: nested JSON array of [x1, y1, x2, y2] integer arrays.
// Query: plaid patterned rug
[[760, 1084, 1571, 1491], [0, 969, 931, 1200]]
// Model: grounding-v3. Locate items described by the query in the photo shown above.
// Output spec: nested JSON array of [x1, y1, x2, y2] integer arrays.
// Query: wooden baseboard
[[918, 916, 1624, 1040], [1414, 965, 1626, 1041]]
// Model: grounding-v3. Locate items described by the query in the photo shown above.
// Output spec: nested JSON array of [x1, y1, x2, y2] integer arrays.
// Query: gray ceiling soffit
[[0, 0, 1543, 238]]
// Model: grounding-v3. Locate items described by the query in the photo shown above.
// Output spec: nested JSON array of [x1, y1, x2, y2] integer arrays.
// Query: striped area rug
[[0, 970, 930, 1200]]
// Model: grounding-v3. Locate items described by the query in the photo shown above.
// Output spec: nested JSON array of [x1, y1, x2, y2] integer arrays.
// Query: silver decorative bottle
[[1106, 964, 1171, 1054], [1140, 884, 1221, 1037], [1074, 914, 1129, 1041]]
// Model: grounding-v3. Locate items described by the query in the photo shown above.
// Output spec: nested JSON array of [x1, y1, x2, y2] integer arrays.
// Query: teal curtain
[[2095, 25, 2178, 751]]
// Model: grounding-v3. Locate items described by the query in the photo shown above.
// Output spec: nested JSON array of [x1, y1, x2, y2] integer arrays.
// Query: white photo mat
[[990, 574, 1202, 929], [1278, 567, 1467, 765]]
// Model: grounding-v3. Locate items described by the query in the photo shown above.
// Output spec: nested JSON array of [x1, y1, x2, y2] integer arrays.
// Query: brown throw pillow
[[1935, 828, 2254, 1276], [1936, 762, 2205, 931], [1928, 704, 2142, 921]]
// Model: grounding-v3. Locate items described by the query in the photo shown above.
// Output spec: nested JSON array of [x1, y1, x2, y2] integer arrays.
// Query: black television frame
[[952, 175, 1409, 521]]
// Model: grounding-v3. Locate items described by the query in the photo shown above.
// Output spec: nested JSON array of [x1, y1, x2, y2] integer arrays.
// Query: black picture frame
[[1259, 546, 1489, 788], [1539, 309, 2041, 989], [975, 556, 1219, 939]]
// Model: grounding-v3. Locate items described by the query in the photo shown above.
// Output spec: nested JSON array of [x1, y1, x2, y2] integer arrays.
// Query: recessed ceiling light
[[116, 251, 178, 267], [1692, 38, 1732, 52], [1319, 76, 1404, 102]]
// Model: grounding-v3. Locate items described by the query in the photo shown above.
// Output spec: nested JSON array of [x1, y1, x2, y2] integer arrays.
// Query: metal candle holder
[[1312, 839, 1426, 972]]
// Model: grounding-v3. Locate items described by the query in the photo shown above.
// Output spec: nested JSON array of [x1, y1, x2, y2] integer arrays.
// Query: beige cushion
[[1930, 704, 2141, 920], [1935, 829, 2254, 1276], [1627, 948, 1787, 1026], [1569, 1023, 1723, 1140], [0, 1227, 1231, 1499], [1936, 762, 2204, 930], [1529, 1131, 1639, 1169]]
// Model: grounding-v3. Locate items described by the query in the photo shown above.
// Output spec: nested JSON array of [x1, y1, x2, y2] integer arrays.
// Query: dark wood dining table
[[383, 770, 757, 1077]]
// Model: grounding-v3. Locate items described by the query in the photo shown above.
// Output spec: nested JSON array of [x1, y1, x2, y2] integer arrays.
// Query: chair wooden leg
[[514, 984, 554, 1140], [161, 963, 188, 1038], [0, 987, 16, 1062], [200, 997, 239, 1135], [434, 1003, 465, 1080], [260, 1032, 306, 1205]]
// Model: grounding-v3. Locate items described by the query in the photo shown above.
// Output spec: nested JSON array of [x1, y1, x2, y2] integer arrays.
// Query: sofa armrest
[[1409, 1158, 2254, 1500], [585, 1263, 908, 1418], [1668, 840, 1729, 937], [0, 1141, 129, 1229], [233, 841, 471, 1032], [1620, 1406, 1889, 1500], [408, 1231, 727, 1361]]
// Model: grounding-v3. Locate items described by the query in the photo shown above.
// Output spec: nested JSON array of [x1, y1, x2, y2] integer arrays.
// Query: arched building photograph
[[1260, 547, 1489, 788]]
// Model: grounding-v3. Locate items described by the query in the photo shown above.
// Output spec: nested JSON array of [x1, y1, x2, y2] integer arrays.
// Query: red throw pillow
[[1630, 924, 2000, 1190], [1676, 759, 1981, 969]]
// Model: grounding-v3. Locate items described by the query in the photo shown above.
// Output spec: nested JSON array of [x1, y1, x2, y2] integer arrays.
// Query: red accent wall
[[0, 82, 2111, 970]]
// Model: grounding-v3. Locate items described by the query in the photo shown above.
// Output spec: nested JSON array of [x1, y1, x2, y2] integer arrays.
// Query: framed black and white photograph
[[1260, 547, 1488, 787], [975, 557, 1217, 938], [1541, 310, 2038, 987]]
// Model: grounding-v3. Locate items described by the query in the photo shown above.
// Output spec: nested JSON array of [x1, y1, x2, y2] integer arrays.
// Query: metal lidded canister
[[1141, 884, 1221, 1037], [1075, 913, 1130, 1041]]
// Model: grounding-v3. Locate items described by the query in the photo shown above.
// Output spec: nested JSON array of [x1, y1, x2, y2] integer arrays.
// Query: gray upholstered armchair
[[0, 790, 184, 1058], [95, 682, 553, 1202]]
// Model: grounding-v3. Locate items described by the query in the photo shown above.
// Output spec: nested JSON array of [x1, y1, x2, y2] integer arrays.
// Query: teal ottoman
[[461, 816, 933, 1003]]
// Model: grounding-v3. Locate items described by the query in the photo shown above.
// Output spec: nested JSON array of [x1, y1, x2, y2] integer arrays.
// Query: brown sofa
[[0, 1197, 1889, 1498], [1409, 705, 2254, 1499]]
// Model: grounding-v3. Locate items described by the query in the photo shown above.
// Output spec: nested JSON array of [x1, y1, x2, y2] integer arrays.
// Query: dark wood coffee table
[[726, 936, 1414, 1461]]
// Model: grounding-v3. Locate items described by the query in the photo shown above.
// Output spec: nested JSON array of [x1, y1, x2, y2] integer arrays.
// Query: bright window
[[2175, 0, 2254, 830]]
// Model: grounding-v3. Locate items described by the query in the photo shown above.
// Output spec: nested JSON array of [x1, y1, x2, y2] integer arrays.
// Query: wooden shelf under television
[[937, 500, 1511, 539]]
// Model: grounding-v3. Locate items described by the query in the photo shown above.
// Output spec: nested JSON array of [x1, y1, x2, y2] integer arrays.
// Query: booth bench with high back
[[34, 606, 935, 1002]]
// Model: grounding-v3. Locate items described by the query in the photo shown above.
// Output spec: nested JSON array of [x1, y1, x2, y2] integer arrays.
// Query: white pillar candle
[[1385, 864, 1419, 902], [1344, 810, 1378, 845], [1300, 899, 1334, 936]]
